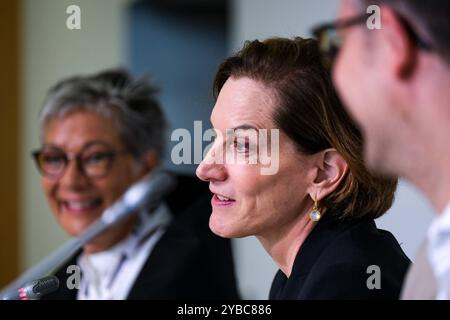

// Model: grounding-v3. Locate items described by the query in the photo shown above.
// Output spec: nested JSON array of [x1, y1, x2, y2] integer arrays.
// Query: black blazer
[[43, 173, 240, 300], [269, 212, 410, 300]]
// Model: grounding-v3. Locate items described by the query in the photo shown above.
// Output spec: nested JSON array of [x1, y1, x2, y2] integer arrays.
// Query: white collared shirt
[[427, 201, 450, 300], [76, 204, 171, 300]]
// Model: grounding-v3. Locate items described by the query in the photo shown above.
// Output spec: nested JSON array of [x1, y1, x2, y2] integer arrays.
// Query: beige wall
[[21, 0, 131, 270]]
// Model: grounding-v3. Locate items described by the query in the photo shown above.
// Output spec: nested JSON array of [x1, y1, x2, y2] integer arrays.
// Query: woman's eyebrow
[[232, 124, 259, 131]]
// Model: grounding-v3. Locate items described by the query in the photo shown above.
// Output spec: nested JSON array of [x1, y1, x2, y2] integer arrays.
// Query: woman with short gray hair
[[34, 69, 239, 300], [40, 69, 167, 159]]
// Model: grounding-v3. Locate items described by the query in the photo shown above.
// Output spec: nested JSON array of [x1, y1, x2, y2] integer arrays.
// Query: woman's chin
[[209, 215, 243, 239], [60, 217, 98, 237]]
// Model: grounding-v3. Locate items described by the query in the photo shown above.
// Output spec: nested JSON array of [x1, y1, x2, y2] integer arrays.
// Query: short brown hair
[[214, 37, 398, 221]]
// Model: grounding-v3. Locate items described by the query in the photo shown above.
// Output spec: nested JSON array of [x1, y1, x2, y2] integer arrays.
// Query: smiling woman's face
[[41, 110, 144, 251], [196, 77, 317, 239]]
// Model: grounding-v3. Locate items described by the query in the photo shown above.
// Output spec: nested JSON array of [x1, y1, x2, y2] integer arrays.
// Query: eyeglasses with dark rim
[[32, 143, 129, 180], [311, 12, 433, 68]]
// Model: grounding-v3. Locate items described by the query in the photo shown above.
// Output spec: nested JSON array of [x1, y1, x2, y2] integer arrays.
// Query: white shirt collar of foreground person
[[77, 203, 172, 300], [427, 201, 450, 300]]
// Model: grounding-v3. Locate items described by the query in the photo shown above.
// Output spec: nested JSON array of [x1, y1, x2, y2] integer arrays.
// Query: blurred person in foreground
[[313, 0, 450, 299]]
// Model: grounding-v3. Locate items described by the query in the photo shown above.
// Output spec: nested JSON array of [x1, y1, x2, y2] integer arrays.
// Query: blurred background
[[1, 0, 434, 299]]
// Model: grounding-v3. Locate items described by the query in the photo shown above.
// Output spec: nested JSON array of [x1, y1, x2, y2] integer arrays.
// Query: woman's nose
[[59, 159, 90, 190], [196, 146, 227, 182]]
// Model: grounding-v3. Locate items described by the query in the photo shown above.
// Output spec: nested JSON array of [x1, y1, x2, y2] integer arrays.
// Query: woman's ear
[[379, 6, 418, 79], [308, 148, 348, 200], [136, 150, 160, 179]]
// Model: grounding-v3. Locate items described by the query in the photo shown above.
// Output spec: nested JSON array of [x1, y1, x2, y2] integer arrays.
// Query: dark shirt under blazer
[[269, 212, 410, 300]]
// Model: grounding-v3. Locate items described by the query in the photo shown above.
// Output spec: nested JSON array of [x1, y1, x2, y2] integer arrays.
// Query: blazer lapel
[[126, 220, 199, 299]]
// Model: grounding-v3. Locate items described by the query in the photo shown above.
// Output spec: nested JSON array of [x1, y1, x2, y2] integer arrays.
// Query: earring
[[309, 193, 321, 222]]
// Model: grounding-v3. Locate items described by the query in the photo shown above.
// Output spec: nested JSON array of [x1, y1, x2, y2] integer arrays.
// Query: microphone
[[2, 276, 59, 300], [102, 170, 176, 225], [0, 170, 176, 299], [77, 170, 176, 241]]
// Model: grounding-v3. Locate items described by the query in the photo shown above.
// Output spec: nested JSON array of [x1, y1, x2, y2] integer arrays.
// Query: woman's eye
[[234, 139, 250, 153], [84, 152, 111, 164], [43, 154, 64, 165]]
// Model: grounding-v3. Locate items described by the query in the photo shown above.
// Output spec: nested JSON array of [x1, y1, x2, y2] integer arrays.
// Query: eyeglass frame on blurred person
[[311, 11, 433, 68], [32, 142, 130, 180]]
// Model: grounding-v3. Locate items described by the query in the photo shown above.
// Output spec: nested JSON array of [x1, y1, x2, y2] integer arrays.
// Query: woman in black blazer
[[196, 37, 410, 299], [269, 211, 409, 299]]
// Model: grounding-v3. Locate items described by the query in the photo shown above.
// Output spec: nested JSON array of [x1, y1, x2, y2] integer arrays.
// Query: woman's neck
[[257, 210, 317, 277]]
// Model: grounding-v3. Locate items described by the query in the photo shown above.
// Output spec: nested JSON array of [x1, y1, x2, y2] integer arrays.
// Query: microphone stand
[[0, 171, 175, 299]]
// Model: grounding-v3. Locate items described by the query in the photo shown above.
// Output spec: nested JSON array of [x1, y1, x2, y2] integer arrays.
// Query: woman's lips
[[211, 194, 236, 207], [61, 198, 102, 214]]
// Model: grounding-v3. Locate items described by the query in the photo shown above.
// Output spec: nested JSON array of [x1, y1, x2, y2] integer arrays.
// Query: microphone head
[[102, 171, 176, 224], [123, 171, 175, 208], [3, 276, 59, 300]]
